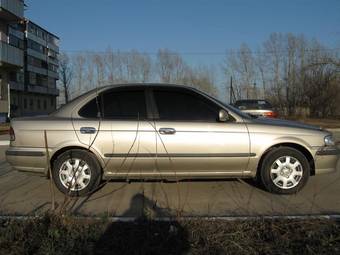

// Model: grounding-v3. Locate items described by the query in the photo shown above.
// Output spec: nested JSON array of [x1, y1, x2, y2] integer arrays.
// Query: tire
[[260, 147, 310, 194], [52, 149, 102, 197]]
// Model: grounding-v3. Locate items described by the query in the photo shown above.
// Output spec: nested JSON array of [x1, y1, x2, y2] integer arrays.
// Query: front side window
[[153, 89, 219, 122], [79, 89, 147, 120]]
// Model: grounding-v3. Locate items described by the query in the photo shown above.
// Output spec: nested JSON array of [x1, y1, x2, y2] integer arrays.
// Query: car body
[[234, 99, 278, 118], [6, 83, 340, 196]]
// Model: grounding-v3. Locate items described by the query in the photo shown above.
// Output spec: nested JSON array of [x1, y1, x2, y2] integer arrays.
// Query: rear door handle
[[159, 128, 176, 135], [80, 127, 96, 134]]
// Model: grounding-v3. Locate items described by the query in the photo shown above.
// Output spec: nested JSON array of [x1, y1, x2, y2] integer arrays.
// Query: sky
[[25, 0, 340, 78]]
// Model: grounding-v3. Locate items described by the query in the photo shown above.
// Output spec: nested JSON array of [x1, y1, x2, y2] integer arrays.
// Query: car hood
[[250, 117, 323, 131]]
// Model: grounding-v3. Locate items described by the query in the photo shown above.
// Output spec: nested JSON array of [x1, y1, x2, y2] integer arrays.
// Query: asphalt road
[[0, 131, 339, 217]]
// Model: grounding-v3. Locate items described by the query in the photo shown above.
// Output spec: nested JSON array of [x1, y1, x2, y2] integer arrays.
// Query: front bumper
[[6, 147, 48, 175], [314, 147, 340, 175]]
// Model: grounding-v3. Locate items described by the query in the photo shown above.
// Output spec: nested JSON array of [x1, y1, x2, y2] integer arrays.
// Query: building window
[[48, 49, 58, 59], [50, 98, 54, 107], [29, 99, 33, 109], [9, 72, 17, 82], [27, 56, 48, 69], [48, 64, 58, 72], [8, 35, 24, 49], [17, 72, 24, 83], [28, 23, 36, 34], [48, 34, 59, 46], [37, 99, 41, 109], [24, 98, 27, 109], [27, 40, 48, 55], [27, 23, 49, 42], [29, 72, 36, 85], [36, 74, 48, 87], [48, 78, 56, 88], [43, 100, 47, 110]]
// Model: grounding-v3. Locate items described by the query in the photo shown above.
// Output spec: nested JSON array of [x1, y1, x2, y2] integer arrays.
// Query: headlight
[[324, 135, 335, 146]]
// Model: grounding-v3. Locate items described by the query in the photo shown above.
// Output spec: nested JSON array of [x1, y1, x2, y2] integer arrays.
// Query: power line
[[60, 48, 340, 56]]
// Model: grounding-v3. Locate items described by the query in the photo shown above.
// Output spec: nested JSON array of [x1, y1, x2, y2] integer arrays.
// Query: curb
[[328, 128, 340, 132], [0, 214, 340, 222], [0, 141, 9, 146]]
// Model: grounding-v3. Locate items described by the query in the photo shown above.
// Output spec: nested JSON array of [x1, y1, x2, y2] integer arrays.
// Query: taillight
[[264, 111, 278, 118], [9, 127, 15, 141]]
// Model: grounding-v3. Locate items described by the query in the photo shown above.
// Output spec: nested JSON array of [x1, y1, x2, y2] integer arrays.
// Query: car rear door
[[75, 87, 157, 178], [151, 87, 250, 177]]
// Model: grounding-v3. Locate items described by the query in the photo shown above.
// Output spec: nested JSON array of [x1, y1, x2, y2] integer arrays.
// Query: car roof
[[51, 83, 201, 118], [101, 83, 198, 90]]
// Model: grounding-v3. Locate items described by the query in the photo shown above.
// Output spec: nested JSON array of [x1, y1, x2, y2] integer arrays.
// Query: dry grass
[[285, 117, 340, 129], [0, 214, 339, 255]]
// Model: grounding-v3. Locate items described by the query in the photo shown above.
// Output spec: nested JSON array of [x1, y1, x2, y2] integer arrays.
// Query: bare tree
[[157, 48, 186, 83], [72, 53, 86, 98], [85, 52, 95, 91], [222, 43, 257, 99], [92, 53, 105, 87], [58, 52, 73, 104], [128, 50, 152, 82], [182, 65, 218, 96]]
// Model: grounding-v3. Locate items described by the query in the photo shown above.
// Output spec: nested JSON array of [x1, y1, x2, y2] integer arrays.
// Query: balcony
[[27, 64, 47, 76], [48, 70, 59, 79], [27, 84, 48, 94], [0, 0, 24, 20], [48, 87, 59, 96], [9, 81, 24, 91], [27, 84, 59, 96], [27, 48, 47, 62], [0, 40, 23, 67]]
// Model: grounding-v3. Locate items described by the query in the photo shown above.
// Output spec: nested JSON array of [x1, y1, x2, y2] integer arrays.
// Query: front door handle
[[159, 128, 176, 135], [80, 127, 96, 134]]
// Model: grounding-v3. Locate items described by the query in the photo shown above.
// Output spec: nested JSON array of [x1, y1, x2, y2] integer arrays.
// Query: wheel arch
[[256, 142, 315, 177], [49, 146, 104, 178]]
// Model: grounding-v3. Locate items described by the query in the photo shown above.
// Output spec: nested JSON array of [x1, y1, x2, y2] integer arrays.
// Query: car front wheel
[[260, 147, 310, 194], [52, 149, 102, 197]]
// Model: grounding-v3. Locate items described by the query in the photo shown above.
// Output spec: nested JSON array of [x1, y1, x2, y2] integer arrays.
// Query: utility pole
[[253, 82, 257, 99], [229, 76, 233, 104]]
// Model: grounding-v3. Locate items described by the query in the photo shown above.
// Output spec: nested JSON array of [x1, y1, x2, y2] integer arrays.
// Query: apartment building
[[0, 0, 24, 121], [0, 0, 59, 120]]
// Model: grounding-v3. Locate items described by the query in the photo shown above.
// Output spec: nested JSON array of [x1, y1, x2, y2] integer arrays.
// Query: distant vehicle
[[234, 99, 278, 118], [5, 84, 340, 196]]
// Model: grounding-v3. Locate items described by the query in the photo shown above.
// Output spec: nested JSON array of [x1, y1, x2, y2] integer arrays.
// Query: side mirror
[[219, 109, 229, 122]]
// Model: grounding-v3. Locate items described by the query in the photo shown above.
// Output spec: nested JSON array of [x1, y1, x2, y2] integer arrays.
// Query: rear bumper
[[314, 147, 340, 175], [6, 147, 48, 176]]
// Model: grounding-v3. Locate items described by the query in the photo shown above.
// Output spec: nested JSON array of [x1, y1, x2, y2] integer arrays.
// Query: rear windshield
[[234, 100, 272, 110]]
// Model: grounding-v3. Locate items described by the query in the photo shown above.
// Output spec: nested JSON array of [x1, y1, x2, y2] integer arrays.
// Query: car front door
[[151, 87, 250, 178]]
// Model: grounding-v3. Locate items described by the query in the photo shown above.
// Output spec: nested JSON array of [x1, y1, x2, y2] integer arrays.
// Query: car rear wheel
[[52, 149, 102, 197], [260, 147, 310, 194]]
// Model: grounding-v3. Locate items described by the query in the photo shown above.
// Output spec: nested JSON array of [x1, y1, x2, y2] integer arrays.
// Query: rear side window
[[78, 97, 101, 118], [153, 89, 219, 121], [79, 89, 147, 119], [102, 89, 146, 119]]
